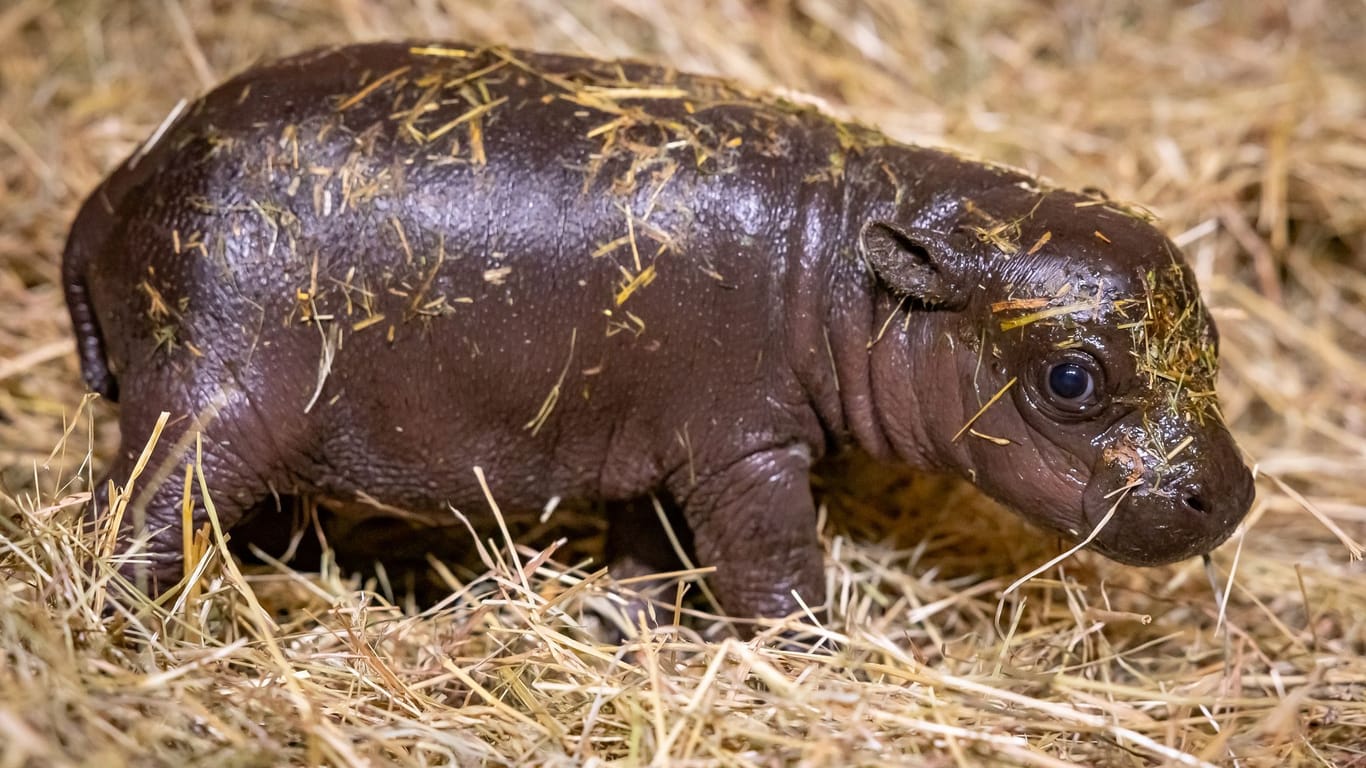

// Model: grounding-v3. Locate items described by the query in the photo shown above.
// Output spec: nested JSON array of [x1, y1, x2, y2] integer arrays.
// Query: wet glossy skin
[[63, 42, 1253, 624]]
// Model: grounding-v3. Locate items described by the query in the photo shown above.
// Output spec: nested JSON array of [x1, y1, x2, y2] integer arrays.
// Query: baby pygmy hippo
[[64, 43, 1253, 623]]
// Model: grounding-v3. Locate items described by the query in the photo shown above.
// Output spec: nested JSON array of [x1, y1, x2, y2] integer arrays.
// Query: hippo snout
[[1081, 414, 1255, 566]]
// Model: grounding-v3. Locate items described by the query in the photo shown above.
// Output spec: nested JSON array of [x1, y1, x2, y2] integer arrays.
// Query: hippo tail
[[62, 189, 118, 402], [62, 99, 202, 403]]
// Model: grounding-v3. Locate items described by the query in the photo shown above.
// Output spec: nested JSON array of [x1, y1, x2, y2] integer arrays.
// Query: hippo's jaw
[[1079, 410, 1254, 566]]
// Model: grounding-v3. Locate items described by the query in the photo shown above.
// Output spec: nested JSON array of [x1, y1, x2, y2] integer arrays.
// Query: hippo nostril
[[1184, 495, 1208, 514]]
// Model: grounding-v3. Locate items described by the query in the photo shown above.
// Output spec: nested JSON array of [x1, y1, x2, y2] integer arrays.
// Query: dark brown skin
[[63, 42, 1254, 626]]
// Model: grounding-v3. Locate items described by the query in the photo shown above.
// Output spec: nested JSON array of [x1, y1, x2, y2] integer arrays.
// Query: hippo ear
[[859, 221, 967, 309]]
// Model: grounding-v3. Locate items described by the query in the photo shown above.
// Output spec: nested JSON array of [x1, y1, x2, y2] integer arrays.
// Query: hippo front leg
[[674, 445, 826, 628]]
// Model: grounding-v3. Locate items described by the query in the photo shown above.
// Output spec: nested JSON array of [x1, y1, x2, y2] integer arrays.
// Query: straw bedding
[[0, 1, 1362, 765]]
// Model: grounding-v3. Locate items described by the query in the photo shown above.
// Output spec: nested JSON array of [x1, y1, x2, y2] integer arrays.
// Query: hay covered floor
[[2, 1, 1364, 765]]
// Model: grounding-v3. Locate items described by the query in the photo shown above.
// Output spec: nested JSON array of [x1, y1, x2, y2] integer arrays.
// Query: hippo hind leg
[[89, 370, 302, 595]]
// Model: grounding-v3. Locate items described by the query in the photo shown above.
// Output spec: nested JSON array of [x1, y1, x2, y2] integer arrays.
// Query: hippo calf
[[63, 42, 1253, 624]]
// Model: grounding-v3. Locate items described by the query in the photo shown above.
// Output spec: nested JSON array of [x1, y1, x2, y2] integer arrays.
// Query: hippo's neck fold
[[785, 143, 1009, 470], [781, 149, 904, 464]]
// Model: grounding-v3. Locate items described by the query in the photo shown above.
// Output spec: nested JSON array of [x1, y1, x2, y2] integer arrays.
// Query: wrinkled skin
[[63, 43, 1254, 627]]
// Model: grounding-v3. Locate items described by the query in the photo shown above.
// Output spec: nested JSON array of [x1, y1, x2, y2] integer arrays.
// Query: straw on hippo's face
[[971, 203, 1253, 564], [864, 186, 1254, 565], [1068, 263, 1253, 565]]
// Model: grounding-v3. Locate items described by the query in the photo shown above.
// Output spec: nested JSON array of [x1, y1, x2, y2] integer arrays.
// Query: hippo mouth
[[1079, 415, 1255, 566]]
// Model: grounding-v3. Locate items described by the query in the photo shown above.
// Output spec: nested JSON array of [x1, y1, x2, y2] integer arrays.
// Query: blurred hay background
[[1, 0, 1364, 765]]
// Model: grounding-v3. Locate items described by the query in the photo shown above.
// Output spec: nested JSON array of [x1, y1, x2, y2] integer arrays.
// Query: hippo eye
[[1041, 356, 1104, 415], [1048, 363, 1093, 402]]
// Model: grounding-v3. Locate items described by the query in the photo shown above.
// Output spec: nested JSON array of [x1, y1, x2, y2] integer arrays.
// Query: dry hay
[[2, 0, 1364, 765]]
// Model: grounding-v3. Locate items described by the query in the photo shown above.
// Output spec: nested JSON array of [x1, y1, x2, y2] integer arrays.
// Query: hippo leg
[[604, 497, 689, 629], [674, 445, 826, 629], [89, 378, 288, 595]]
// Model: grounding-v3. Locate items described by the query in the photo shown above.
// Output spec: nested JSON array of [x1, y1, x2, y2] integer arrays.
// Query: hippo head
[[861, 181, 1254, 566]]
